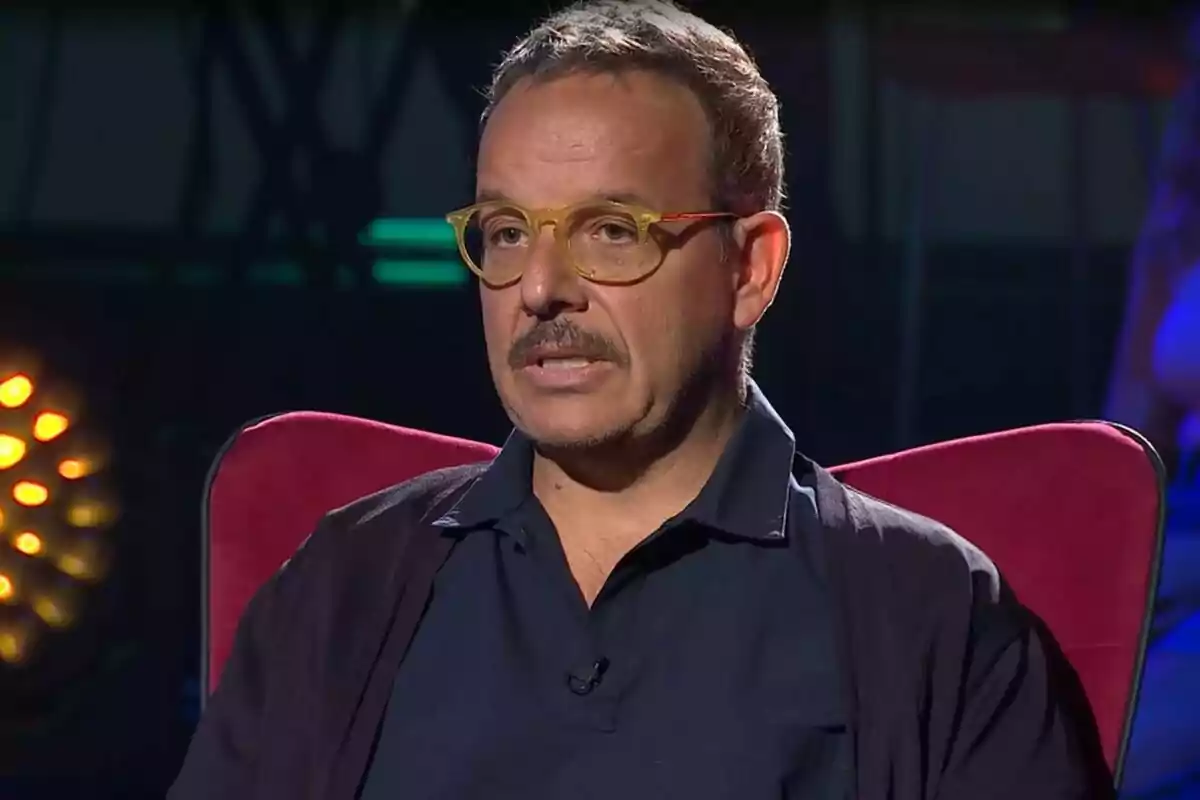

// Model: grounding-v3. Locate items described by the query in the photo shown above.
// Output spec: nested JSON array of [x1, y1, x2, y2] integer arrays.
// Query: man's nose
[[519, 227, 587, 318]]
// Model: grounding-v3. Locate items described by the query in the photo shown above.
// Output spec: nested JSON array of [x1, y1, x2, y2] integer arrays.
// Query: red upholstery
[[833, 422, 1162, 774], [202, 412, 500, 696], [204, 415, 1162, 779]]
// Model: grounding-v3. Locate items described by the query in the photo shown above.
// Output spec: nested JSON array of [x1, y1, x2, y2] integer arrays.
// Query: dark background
[[0, 2, 1185, 796]]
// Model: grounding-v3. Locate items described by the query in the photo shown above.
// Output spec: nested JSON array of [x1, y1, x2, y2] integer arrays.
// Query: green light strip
[[372, 259, 468, 286], [0, 258, 468, 288], [361, 217, 456, 250]]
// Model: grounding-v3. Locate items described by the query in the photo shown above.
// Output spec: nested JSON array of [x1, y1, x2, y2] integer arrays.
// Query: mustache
[[508, 319, 625, 368]]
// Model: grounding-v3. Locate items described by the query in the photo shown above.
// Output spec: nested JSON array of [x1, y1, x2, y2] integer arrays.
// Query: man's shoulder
[[325, 462, 491, 533], [828, 478, 1001, 601], [820, 476, 1022, 659], [278, 462, 489, 577]]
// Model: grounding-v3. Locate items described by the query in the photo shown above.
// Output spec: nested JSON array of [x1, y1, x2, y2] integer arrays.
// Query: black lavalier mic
[[566, 657, 610, 696]]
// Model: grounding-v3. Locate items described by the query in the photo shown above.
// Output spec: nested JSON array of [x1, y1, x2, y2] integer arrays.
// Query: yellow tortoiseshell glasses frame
[[444, 200, 738, 288]]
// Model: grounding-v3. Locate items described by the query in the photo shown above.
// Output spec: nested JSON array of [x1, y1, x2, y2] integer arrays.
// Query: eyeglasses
[[444, 200, 737, 288]]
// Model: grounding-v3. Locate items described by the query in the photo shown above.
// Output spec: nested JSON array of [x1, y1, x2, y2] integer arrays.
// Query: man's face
[[476, 70, 743, 450]]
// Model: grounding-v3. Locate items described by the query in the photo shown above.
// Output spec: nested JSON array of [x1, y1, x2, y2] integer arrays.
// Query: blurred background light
[[0, 359, 116, 670], [0, 376, 33, 410]]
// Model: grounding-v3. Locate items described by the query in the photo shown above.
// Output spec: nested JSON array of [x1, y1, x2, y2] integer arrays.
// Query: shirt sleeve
[[934, 579, 1113, 800]]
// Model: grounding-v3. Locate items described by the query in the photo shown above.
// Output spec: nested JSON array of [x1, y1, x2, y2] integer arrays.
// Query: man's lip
[[521, 350, 607, 367], [517, 357, 614, 390]]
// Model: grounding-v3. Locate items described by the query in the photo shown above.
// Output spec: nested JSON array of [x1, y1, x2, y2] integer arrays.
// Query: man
[[171, 2, 1104, 798]]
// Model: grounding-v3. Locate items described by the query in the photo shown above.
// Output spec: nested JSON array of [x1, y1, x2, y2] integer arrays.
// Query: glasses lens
[[567, 205, 659, 282], [457, 203, 662, 285], [462, 205, 529, 285]]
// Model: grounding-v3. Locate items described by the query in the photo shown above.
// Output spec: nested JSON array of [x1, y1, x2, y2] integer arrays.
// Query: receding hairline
[[486, 57, 714, 122], [477, 68, 720, 211], [483, 64, 733, 216]]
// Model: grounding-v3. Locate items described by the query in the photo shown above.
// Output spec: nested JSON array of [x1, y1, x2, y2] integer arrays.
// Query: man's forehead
[[474, 153, 702, 211], [481, 72, 706, 152], [473, 188, 662, 209], [476, 72, 710, 205]]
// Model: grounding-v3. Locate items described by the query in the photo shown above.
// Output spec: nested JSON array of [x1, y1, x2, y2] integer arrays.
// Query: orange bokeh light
[[14, 532, 42, 557], [0, 375, 33, 409], [13, 481, 48, 507], [0, 435, 25, 470], [57, 553, 90, 579], [67, 501, 112, 528], [58, 458, 89, 480], [0, 631, 22, 662], [33, 597, 67, 627], [33, 412, 69, 442]]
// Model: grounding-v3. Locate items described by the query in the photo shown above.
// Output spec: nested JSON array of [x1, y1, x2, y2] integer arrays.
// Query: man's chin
[[521, 418, 629, 453], [502, 372, 660, 452], [510, 397, 629, 450]]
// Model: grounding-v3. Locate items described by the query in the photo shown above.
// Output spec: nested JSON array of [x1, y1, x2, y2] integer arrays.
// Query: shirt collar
[[432, 427, 533, 531], [433, 380, 807, 542]]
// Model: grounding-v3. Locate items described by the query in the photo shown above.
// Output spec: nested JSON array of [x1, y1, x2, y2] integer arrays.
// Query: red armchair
[[202, 414, 1162, 786]]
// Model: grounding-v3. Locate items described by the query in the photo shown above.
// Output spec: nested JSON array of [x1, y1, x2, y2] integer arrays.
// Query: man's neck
[[531, 388, 745, 542]]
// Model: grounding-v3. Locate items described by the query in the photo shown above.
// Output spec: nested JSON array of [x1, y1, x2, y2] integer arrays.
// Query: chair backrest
[[201, 412, 500, 697], [830, 422, 1163, 781], [203, 415, 1162, 782]]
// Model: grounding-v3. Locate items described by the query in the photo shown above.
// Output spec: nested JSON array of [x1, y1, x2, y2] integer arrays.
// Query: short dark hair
[[482, 0, 785, 217]]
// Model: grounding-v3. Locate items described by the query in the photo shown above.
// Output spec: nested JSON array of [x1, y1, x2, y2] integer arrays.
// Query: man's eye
[[586, 219, 638, 244], [486, 226, 527, 247]]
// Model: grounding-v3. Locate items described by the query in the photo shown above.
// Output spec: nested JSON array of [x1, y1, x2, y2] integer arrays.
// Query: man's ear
[[730, 211, 790, 331]]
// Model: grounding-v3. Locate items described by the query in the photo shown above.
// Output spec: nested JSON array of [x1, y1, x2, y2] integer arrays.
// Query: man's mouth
[[516, 348, 614, 389], [532, 356, 597, 370], [522, 345, 609, 369]]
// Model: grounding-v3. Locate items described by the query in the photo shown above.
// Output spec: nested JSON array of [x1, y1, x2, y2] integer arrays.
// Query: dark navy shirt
[[359, 385, 849, 799]]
